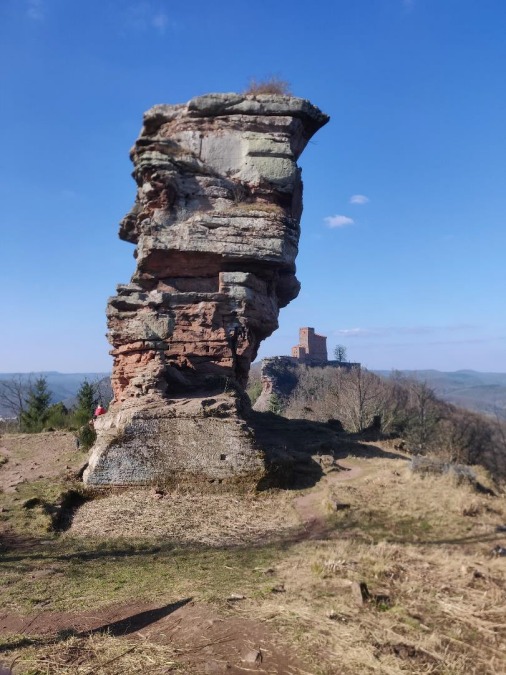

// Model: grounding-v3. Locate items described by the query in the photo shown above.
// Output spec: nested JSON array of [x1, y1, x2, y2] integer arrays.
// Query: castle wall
[[292, 327, 327, 364]]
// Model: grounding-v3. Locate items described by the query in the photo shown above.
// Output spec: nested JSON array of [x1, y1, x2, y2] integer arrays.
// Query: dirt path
[[292, 460, 363, 538]]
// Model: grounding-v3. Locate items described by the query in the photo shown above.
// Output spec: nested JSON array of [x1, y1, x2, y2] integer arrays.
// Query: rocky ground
[[1, 431, 506, 674]]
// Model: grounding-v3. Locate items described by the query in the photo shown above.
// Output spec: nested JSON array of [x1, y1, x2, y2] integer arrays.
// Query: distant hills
[[375, 369, 506, 420]]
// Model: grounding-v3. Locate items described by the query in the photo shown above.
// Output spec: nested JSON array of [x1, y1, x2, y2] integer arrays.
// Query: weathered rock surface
[[84, 92, 328, 488]]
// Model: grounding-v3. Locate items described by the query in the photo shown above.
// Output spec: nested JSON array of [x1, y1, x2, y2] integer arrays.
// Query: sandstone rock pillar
[[84, 93, 328, 488]]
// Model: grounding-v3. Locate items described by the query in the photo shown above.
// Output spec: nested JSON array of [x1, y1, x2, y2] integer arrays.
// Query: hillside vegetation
[[256, 364, 506, 483], [375, 370, 506, 421], [0, 373, 111, 420]]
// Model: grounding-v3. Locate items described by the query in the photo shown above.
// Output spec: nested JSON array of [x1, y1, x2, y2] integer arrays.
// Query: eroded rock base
[[83, 389, 345, 490], [83, 391, 266, 489]]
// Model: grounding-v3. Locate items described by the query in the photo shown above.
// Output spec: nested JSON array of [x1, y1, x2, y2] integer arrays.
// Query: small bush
[[246, 367, 262, 404], [245, 76, 292, 96], [269, 393, 283, 415], [77, 424, 96, 451]]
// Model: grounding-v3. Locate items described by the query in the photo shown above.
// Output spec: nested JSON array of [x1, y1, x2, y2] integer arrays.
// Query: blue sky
[[1, 0, 505, 373]]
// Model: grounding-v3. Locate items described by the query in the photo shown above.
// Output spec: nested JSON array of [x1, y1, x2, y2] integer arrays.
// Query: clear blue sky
[[1, 0, 505, 373]]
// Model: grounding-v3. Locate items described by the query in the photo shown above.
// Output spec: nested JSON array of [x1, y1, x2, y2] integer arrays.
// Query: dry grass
[[263, 538, 506, 673], [68, 489, 300, 546], [235, 456, 506, 674], [2, 632, 188, 674], [0, 536, 284, 614], [231, 200, 285, 215], [244, 76, 292, 96]]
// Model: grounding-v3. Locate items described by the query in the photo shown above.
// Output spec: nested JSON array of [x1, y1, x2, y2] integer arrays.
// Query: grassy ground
[[1, 537, 284, 612], [1, 432, 506, 674], [252, 455, 506, 674]]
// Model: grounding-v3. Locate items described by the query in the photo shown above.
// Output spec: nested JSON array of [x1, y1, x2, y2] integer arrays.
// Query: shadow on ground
[[249, 411, 408, 490], [0, 599, 193, 653], [78, 598, 193, 637]]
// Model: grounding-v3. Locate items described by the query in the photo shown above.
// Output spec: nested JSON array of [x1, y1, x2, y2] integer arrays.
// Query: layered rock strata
[[84, 93, 328, 488]]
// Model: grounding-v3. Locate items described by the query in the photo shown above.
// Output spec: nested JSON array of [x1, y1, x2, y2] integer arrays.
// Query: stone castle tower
[[291, 327, 327, 364]]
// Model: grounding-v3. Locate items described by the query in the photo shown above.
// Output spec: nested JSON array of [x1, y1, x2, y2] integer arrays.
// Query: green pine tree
[[46, 401, 69, 429], [74, 380, 98, 426], [73, 380, 98, 450], [269, 393, 282, 415], [20, 377, 52, 432]]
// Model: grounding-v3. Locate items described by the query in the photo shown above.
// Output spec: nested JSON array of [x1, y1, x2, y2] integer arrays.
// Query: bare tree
[[404, 379, 441, 453], [0, 375, 31, 421], [333, 345, 347, 363], [284, 366, 341, 421], [93, 376, 113, 407], [285, 365, 383, 433], [337, 366, 383, 432], [378, 376, 411, 435]]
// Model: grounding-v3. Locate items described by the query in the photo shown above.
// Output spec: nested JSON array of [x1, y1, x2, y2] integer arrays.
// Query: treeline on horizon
[[0, 376, 112, 450]]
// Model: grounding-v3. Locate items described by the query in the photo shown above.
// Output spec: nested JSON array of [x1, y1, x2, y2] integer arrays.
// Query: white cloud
[[26, 0, 44, 21], [334, 324, 476, 340], [152, 12, 169, 33], [123, 3, 171, 35], [324, 214, 354, 228], [336, 328, 377, 337], [349, 194, 369, 205]]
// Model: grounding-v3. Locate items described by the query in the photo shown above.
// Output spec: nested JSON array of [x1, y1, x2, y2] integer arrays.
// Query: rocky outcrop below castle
[[84, 93, 328, 488], [253, 356, 362, 414], [253, 357, 300, 412]]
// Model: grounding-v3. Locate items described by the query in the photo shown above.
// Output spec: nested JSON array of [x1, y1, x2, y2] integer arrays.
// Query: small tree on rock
[[245, 76, 292, 96]]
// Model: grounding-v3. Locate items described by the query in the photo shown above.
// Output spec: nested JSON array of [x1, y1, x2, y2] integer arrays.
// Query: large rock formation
[[84, 92, 328, 488]]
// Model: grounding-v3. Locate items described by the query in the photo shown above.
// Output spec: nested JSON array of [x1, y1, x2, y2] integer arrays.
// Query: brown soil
[[0, 432, 85, 494], [0, 600, 308, 674]]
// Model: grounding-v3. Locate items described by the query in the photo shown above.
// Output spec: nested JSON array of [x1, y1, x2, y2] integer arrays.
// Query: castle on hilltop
[[253, 327, 360, 412], [291, 327, 328, 365], [290, 327, 360, 369]]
